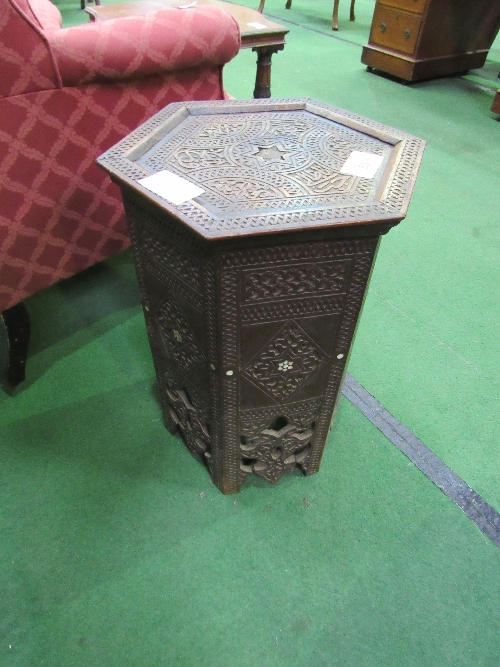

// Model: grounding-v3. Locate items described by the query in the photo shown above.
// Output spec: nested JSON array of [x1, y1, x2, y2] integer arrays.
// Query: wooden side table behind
[[361, 0, 500, 82], [85, 0, 288, 98]]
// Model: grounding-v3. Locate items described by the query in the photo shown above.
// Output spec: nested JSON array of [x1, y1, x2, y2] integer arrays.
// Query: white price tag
[[340, 151, 384, 179], [138, 170, 204, 205]]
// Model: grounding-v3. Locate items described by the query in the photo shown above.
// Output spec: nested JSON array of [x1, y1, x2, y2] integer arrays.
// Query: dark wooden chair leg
[[332, 0, 340, 30], [350, 0, 355, 21], [258, 0, 265, 12], [285, 0, 292, 9], [81, 0, 100, 9], [492, 87, 500, 115], [1, 302, 30, 389]]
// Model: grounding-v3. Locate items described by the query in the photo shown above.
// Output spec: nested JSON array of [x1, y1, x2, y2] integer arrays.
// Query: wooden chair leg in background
[[492, 90, 500, 114], [492, 72, 500, 115], [332, 0, 356, 30], [1, 302, 30, 391], [81, 0, 100, 11], [284, 0, 356, 28], [332, 0, 340, 30]]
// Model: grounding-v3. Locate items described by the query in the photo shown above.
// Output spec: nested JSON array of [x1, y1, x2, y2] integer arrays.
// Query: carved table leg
[[252, 45, 284, 99], [1, 301, 31, 390]]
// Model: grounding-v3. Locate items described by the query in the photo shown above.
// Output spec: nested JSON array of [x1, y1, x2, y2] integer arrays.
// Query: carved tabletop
[[98, 99, 425, 494], [99, 99, 424, 238]]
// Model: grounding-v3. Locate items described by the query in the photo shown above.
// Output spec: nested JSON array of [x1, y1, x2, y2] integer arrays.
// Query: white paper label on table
[[247, 21, 267, 29], [138, 170, 204, 205], [340, 151, 384, 179]]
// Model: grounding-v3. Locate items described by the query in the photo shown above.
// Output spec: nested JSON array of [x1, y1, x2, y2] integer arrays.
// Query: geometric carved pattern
[[139, 221, 203, 294], [242, 320, 328, 401], [137, 109, 390, 221], [239, 399, 321, 483], [225, 238, 376, 268], [242, 259, 350, 301], [240, 294, 345, 324], [167, 388, 211, 456], [155, 296, 205, 373]]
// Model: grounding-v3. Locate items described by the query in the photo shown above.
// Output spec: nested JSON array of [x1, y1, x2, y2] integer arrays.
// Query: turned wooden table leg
[[253, 45, 284, 98], [1, 301, 30, 390]]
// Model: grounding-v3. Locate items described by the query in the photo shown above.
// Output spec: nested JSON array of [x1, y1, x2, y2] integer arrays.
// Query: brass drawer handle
[[380, 22, 387, 33], [404, 28, 411, 40]]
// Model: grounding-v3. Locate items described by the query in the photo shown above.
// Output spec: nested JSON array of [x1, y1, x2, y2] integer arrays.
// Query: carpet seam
[[342, 373, 500, 549]]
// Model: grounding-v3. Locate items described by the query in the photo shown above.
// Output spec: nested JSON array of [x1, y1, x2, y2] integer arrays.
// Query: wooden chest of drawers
[[362, 0, 500, 82]]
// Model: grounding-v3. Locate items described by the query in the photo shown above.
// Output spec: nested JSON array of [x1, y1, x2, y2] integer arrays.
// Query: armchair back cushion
[[0, 0, 240, 313], [0, 0, 60, 98]]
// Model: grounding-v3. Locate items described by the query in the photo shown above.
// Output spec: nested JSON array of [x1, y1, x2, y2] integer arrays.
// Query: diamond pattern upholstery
[[0, 0, 240, 314]]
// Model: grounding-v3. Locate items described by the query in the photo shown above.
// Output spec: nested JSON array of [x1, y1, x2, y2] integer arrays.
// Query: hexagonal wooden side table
[[97, 99, 425, 494]]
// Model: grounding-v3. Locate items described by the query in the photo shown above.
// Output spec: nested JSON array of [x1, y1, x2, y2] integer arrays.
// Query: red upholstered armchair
[[0, 0, 240, 389]]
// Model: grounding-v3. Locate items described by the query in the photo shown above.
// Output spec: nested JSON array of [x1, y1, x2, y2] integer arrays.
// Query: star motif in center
[[278, 360, 294, 372], [252, 144, 292, 166]]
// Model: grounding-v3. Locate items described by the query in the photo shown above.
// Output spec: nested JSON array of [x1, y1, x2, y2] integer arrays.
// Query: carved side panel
[[221, 237, 379, 490], [122, 193, 217, 463], [124, 187, 380, 493]]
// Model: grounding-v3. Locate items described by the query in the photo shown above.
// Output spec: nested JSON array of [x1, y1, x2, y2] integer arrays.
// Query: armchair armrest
[[47, 6, 240, 86]]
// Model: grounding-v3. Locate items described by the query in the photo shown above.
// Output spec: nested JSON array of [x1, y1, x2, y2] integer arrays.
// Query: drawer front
[[370, 5, 422, 55], [379, 0, 427, 14]]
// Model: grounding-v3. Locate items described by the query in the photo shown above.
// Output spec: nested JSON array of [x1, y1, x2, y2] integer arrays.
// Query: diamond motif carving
[[242, 320, 327, 400], [155, 295, 205, 373]]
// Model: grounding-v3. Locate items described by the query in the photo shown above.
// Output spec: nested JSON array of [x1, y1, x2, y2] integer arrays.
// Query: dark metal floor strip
[[342, 373, 500, 548]]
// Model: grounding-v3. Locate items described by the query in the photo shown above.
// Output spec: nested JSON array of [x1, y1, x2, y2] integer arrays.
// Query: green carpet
[[3, 324, 500, 666], [2, 1, 500, 664]]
